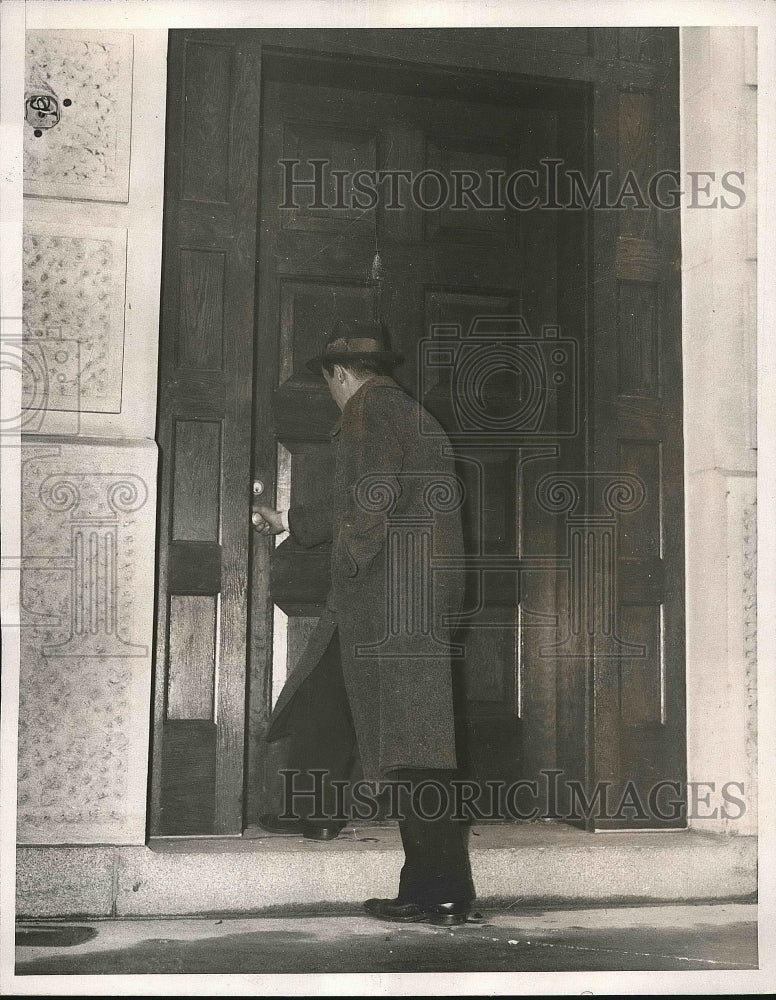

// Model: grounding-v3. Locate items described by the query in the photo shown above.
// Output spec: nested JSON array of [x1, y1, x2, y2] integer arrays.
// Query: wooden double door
[[151, 29, 685, 836]]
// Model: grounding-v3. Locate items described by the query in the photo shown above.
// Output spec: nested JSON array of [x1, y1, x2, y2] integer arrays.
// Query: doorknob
[[252, 479, 265, 496]]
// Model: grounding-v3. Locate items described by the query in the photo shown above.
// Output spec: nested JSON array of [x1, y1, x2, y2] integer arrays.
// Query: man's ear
[[334, 363, 346, 383]]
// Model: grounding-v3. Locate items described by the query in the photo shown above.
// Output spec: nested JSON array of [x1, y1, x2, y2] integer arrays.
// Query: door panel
[[580, 30, 685, 828], [151, 34, 262, 835]]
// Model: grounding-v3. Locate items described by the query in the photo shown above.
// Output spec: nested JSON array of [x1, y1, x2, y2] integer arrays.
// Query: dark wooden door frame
[[151, 27, 685, 837]]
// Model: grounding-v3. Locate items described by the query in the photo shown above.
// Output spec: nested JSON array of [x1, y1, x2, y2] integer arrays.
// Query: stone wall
[[18, 30, 167, 844], [681, 27, 758, 834]]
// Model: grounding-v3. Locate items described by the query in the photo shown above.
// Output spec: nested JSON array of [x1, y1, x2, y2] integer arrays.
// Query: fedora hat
[[306, 319, 404, 374]]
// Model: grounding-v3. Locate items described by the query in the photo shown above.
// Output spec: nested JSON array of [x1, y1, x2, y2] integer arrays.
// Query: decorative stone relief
[[17, 442, 156, 844], [23, 223, 127, 414], [742, 497, 757, 732], [24, 30, 133, 201], [722, 481, 758, 835]]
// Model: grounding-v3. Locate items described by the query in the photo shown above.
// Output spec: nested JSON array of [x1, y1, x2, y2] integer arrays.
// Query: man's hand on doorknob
[[252, 505, 285, 535]]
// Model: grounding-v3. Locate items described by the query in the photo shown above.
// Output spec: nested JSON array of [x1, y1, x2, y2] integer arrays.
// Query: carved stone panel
[[24, 31, 133, 202], [23, 222, 128, 414], [17, 440, 157, 845]]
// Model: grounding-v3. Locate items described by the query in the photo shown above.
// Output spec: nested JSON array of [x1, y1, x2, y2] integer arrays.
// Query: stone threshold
[[16, 823, 757, 918]]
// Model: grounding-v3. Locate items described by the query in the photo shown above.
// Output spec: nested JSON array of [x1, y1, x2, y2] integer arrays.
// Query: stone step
[[16, 824, 757, 918]]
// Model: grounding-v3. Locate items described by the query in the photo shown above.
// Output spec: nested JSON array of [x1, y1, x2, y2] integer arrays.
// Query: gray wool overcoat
[[266, 375, 466, 779]]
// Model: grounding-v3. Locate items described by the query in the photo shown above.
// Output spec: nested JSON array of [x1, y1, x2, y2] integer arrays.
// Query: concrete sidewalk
[[14, 902, 758, 975]]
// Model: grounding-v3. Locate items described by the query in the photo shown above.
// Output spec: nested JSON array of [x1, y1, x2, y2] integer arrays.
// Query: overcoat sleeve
[[287, 495, 333, 548]]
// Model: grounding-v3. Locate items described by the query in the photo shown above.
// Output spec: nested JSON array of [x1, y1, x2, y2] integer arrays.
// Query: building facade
[[13, 25, 757, 916]]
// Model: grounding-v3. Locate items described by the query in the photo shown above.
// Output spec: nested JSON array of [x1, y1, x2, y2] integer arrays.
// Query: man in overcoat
[[253, 319, 474, 925]]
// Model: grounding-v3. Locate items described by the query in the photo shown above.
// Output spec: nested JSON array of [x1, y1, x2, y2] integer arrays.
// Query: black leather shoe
[[363, 897, 471, 926], [257, 813, 343, 841], [300, 821, 343, 841]]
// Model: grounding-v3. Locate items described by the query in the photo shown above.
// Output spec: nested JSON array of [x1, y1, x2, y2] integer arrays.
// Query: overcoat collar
[[328, 375, 399, 438]]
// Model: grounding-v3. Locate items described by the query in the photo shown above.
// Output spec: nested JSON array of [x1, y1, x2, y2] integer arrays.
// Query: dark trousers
[[277, 629, 473, 905]]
